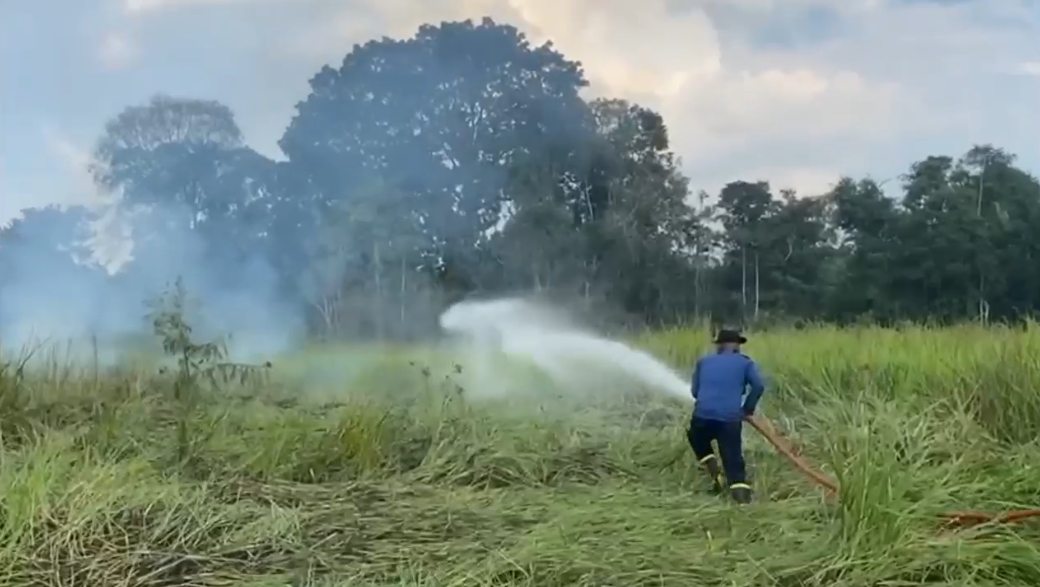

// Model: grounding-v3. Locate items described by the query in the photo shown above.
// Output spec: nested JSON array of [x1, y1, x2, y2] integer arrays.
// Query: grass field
[[1, 323, 1039, 586]]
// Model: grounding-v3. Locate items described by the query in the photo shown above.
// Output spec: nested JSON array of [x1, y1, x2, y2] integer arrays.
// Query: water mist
[[439, 297, 693, 402]]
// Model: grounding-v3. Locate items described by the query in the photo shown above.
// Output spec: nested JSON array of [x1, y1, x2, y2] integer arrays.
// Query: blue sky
[[2, 0, 1037, 225]]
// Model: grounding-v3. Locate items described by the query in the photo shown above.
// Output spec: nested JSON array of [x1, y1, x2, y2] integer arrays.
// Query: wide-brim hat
[[714, 329, 747, 344]]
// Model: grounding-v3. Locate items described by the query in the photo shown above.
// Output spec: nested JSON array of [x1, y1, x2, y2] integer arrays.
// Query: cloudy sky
[[1, 0, 1037, 225]]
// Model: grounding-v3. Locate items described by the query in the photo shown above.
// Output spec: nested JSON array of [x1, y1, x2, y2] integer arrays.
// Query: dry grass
[[1, 323, 1039, 586]]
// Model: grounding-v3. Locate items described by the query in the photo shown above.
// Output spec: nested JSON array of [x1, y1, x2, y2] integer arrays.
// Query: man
[[688, 328, 765, 504]]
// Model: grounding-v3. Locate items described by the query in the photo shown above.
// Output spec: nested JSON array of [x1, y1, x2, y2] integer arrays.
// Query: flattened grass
[[1, 323, 1039, 586]]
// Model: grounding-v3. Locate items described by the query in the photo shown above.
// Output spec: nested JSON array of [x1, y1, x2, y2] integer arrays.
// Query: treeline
[[2, 18, 1039, 338]]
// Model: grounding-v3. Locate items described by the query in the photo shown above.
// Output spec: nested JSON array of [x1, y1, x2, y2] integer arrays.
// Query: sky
[[1, 0, 1037, 225]]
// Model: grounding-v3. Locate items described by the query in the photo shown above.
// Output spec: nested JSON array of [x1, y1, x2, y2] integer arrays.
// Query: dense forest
[[2, 18, 1038, 339]]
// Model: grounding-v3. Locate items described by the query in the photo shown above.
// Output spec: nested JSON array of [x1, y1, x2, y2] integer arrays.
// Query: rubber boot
[[729, 483, 752, 504], [699, 455, 725, 494]]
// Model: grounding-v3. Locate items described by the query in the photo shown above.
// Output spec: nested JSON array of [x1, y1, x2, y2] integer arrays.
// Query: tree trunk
[[399, 253, 407, 333], [372, 239, 384, 341], [753, 249, 760, 321], [741, 246, 748, 319], [583, 258, 597, 307], [314, 294, 338, 338], [694, 259, 701, 319], [976, 164, 987, 322]]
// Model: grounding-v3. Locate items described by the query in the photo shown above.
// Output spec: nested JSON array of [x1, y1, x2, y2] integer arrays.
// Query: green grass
[[1, 323, 1039, 586]]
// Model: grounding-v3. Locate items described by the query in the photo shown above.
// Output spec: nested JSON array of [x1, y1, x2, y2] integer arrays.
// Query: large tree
[[278, 18, 594, 284], [90, 95, 280, 265]]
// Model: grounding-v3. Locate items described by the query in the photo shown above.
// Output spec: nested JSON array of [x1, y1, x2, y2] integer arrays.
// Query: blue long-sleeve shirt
[[691, 350, 765, 421]]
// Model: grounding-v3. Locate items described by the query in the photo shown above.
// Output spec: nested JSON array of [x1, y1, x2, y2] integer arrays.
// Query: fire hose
[[744, 414, 1040, 528]]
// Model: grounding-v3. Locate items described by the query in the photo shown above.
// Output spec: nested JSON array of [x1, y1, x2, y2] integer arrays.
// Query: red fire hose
[[745, 414, 1040, 528]]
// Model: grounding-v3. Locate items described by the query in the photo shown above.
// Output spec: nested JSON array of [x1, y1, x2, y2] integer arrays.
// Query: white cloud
[[97, 32, 140, 70], [18, 0, 1037, 220], [285, 0, 907, 165], [122, 0, 255, 14], [278, 0, 934, 195], [721, 166, 843, 198], [1020, 62, 1040, 77]]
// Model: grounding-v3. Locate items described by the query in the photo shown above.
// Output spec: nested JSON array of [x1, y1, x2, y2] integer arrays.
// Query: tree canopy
[[4, 18, 1040, 337]]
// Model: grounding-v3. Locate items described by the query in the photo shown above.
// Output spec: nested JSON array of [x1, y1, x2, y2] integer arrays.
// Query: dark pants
[[687, 416, 747, 485]]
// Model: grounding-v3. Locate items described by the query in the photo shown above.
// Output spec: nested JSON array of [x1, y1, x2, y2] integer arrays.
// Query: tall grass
[[1, 323, 1039, 586]]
